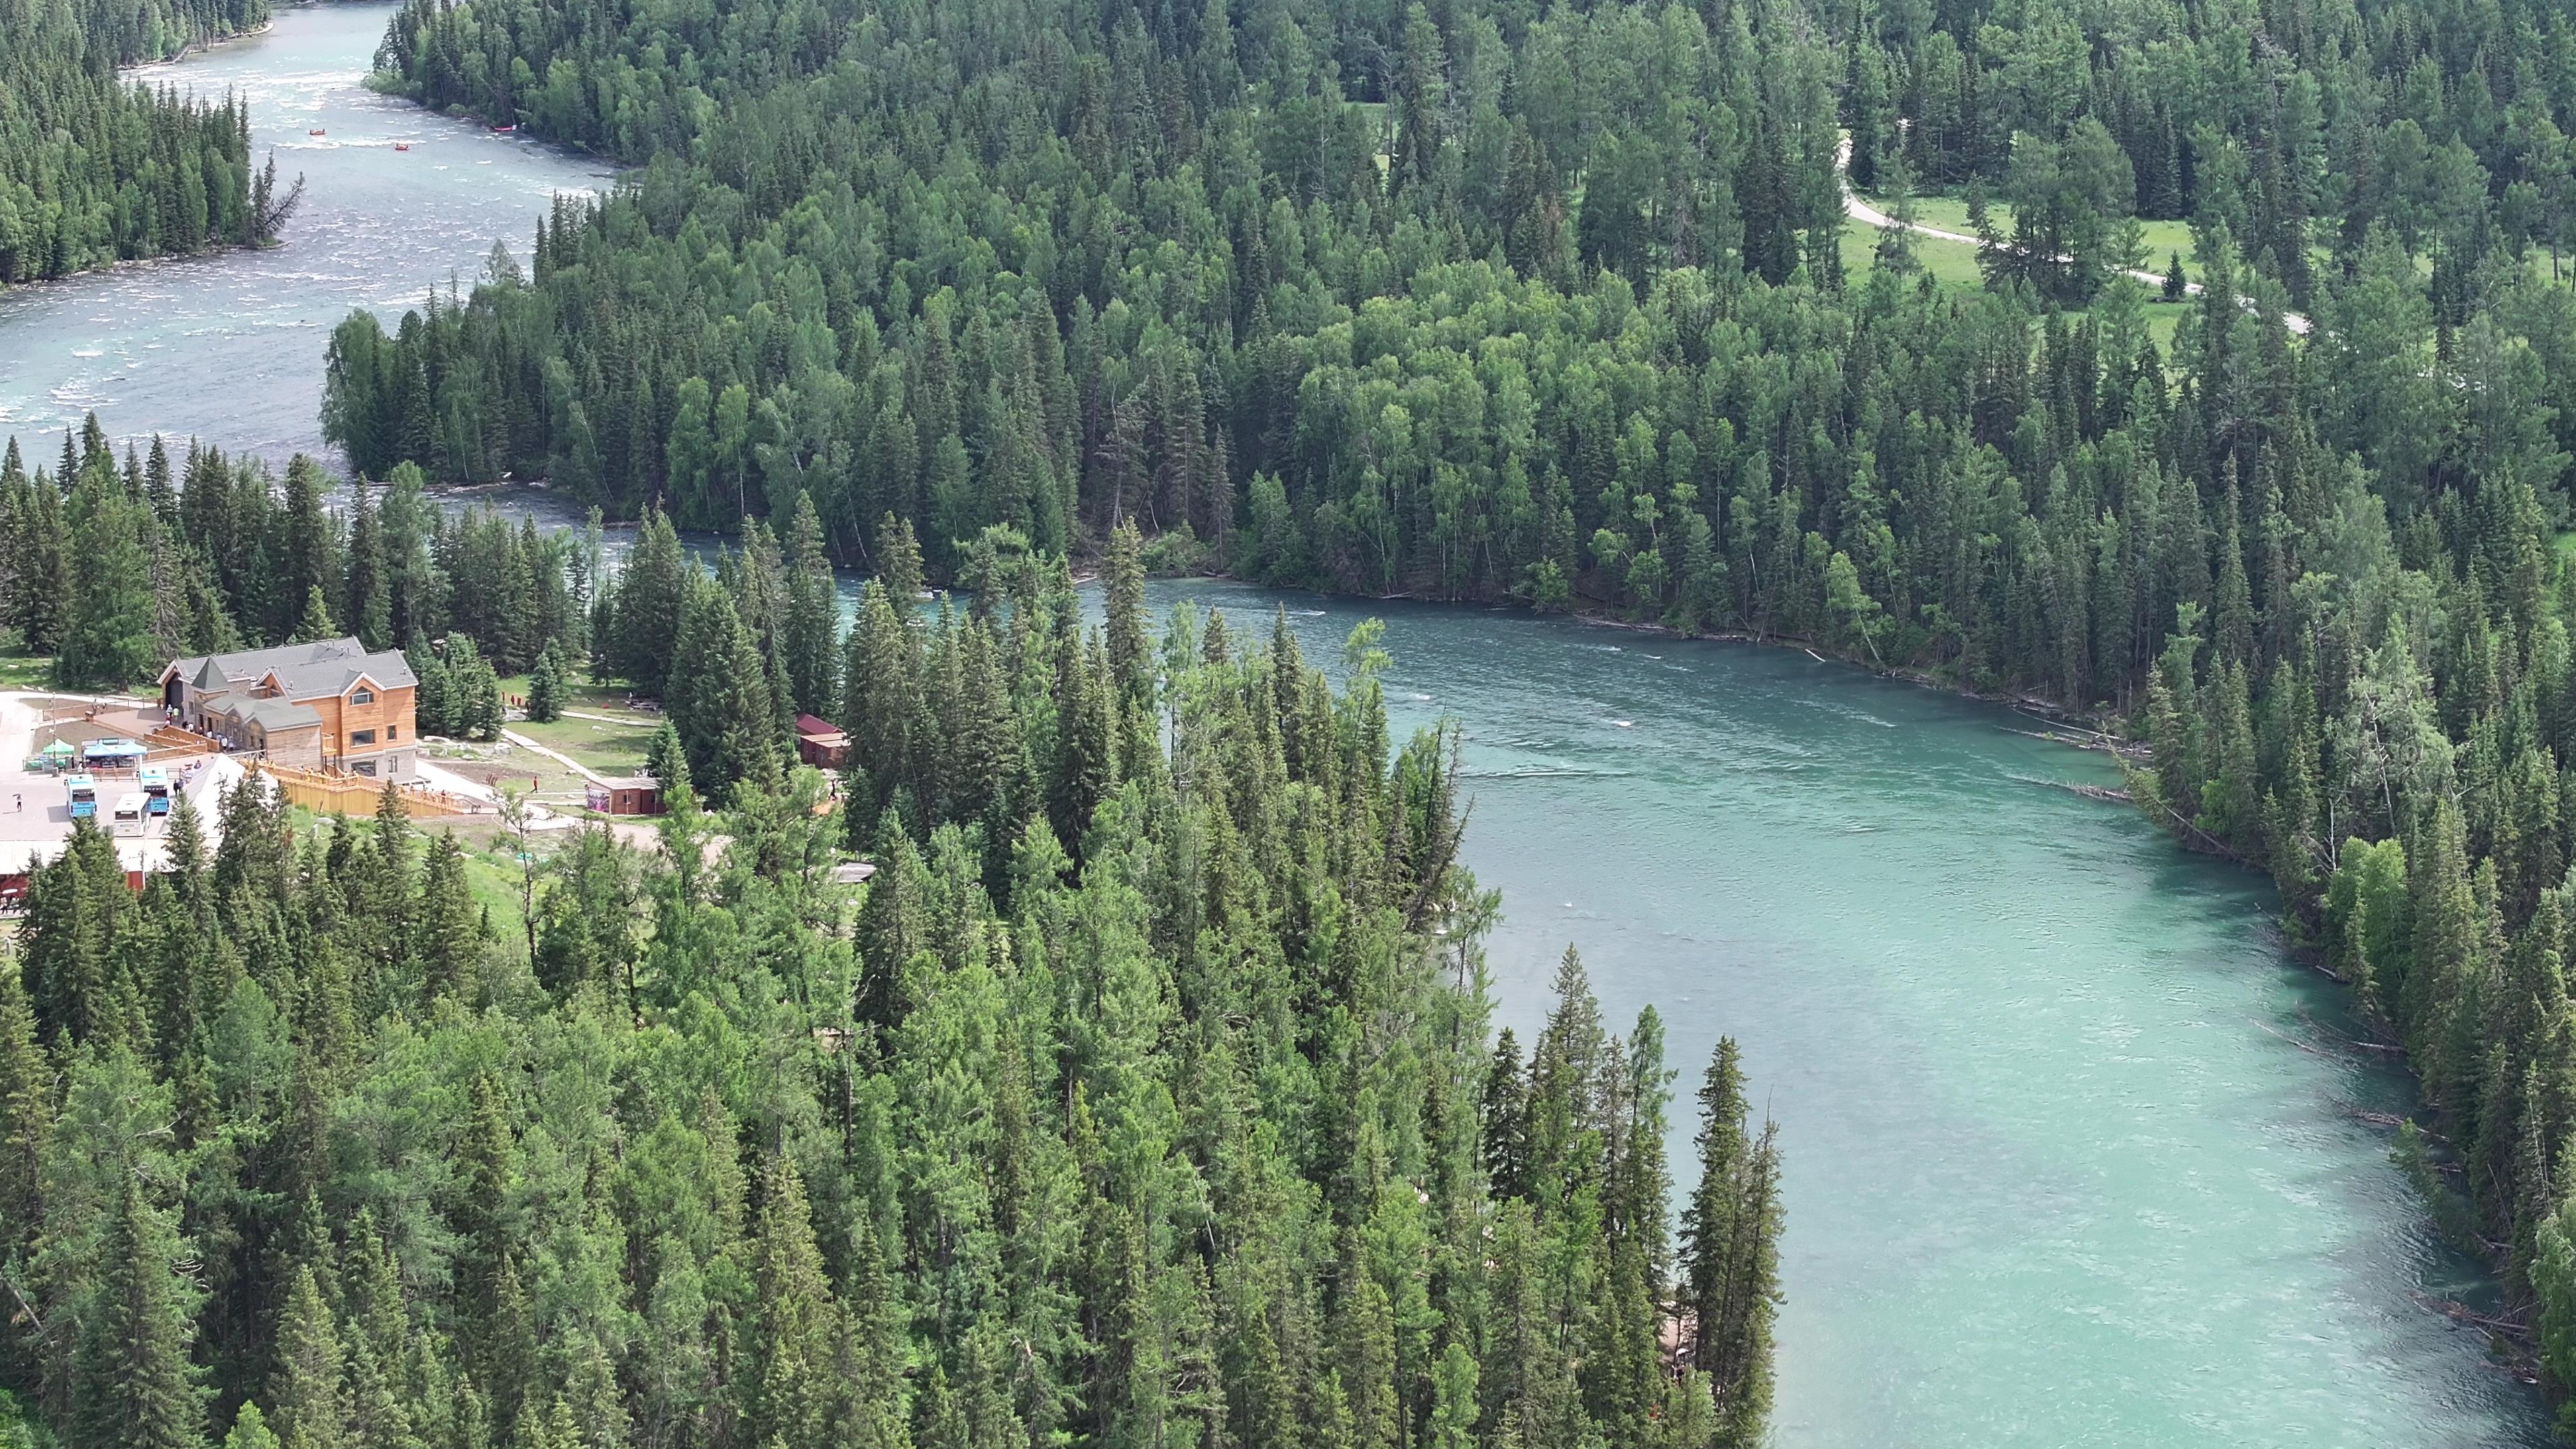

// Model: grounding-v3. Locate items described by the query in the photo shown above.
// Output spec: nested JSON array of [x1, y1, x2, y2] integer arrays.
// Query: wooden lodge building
[[159, 638, 422, 781]]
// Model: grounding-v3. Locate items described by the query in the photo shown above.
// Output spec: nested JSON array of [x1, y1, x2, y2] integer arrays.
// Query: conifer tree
[[609, 510, 688, 694], [412, 832, 479, 1002], [1681, 1038, 1781, 1448], [70, 1175, 205, 1449], [0, 954, 48, 1240], [875, 511, 925, 603], [56, 464, 156, 688], [841, 579, 914, 822], [742, 1155, 843, 1449], [525, 641, 565, 722], [223, 1404, 281, 1449], [266, 1269, 345, 1449], [780, 492, 841, 720], [290, 586, 337, 644], [1104, 519, 1150, 705], [665, 577, 779, 801], [342, 484, 392, 649]]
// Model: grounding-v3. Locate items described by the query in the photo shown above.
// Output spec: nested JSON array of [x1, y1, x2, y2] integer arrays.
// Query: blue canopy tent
[[81, 738, 148, 767]]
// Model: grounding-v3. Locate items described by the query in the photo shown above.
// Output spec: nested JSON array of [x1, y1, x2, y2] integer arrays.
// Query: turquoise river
[[0, 7, 2553, 1444]]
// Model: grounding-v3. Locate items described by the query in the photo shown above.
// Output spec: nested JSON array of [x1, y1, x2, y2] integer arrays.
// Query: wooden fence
[[144, 724, 221, 761], [249, 761, 485, 818]]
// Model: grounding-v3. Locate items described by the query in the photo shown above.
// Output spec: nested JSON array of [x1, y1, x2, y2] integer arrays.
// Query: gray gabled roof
[[166, 637, 417, 700], [219, 697, 322, 733]]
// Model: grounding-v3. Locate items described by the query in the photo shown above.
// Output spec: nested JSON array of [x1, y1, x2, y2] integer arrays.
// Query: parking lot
[[0, 692, 240, 896]]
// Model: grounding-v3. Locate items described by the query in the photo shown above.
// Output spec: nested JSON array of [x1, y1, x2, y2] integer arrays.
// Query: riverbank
[[0, 1, 612, 462], [1164, 577, 2551, 1446], [150, 15, 273, 65], [0, 5, 2551, 1436]]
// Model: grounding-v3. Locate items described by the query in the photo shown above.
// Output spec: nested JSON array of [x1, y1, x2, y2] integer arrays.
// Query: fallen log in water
[[2023, 776, 2132, 804], [2410, 1291, 2530, 1341]]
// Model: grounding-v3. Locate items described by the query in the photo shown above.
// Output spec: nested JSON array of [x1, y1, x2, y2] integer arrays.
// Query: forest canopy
[[20, 0, 2576, 1436], [0, 0, 282, 285], [319, 0, 2576, 1428], [0, 512, 1788, 1449]]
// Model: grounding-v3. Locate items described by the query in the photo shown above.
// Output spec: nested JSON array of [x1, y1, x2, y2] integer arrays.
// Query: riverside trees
[[0, 427, 596, 693], [321, 0, 2576, 1408], [0, 557, 1785, 1449], [0, 0, 272, 286]]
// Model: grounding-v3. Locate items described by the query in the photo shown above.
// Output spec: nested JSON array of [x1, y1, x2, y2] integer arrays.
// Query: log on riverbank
[[2025, 777, 2131, 804], [2410, 1291, 2534, 1350]]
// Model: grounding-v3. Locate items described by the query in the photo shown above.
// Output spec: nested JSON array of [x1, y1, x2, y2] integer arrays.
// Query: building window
[[354, 760, 378, 777], [351, 729, 376, 747], [386, 724, 397, 739], [352, 688, 374, 705]]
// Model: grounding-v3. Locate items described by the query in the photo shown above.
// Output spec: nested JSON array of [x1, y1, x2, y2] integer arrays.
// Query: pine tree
[[875, 511, 926, 603], [610, 509, 688, 694], [841, 579, 914, 823], [71, 1175, 206, 1449], [223, 1404, 282, 1449], [1334, 1242, 1399, 1449], [665, 578, 779, 802], [290, 585, 337, 644], [56, 464, 157, 688], [855, 818, 922, 1026], [412, 832, 479, 1002], [525, 641, 565, 722], [1048, 634, 1116, 855], [266, 1269, 345, 1449], [780, 492, 840, 719], [1681, 1037, 1782, 1448], [343, 483, 392, 649], [1104, 519, 1149, 705], [1481, 1028, 1527, 1198], [742, 1155, 845, 1449], [0, 955, 48, 1251]]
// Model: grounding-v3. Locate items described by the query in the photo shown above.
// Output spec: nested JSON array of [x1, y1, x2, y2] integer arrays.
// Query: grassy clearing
[[2142, 301, 2188, 351], [509, 713, 658, 776], [2131, 217, 2198, 280], [420, 737, 594, 801], [1876, 191, 1997, 242], [0, 652, 50, 691], [1836, 216, 2193, 356], [1856, 192, 2208, 284], [455, 828, 537, 944], [1838, 215, 1985, 291], [492, 672, 661, 776], [494, 673, 649, 716]]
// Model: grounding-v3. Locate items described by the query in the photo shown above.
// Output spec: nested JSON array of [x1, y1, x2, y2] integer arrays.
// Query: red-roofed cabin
[[794, 714, 851, 769]]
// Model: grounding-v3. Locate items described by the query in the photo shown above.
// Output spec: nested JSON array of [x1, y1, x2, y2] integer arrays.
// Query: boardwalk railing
[[248, 760, 486, 818], [144, 723, 223, 761]]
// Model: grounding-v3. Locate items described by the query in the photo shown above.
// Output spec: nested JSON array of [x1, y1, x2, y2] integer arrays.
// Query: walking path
[[560, 708, 657, 727], [1837, 138, 2312, 335], [502, 729, 612, 788]]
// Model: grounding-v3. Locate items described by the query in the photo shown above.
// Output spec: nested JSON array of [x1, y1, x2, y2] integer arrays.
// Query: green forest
[[317, 0, 2576, 1428], [0, 427, 1788, 1449], [302, 0, 2576, 1430], [0, 0, 288, 285], [15, 0, 2576, 1434]]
